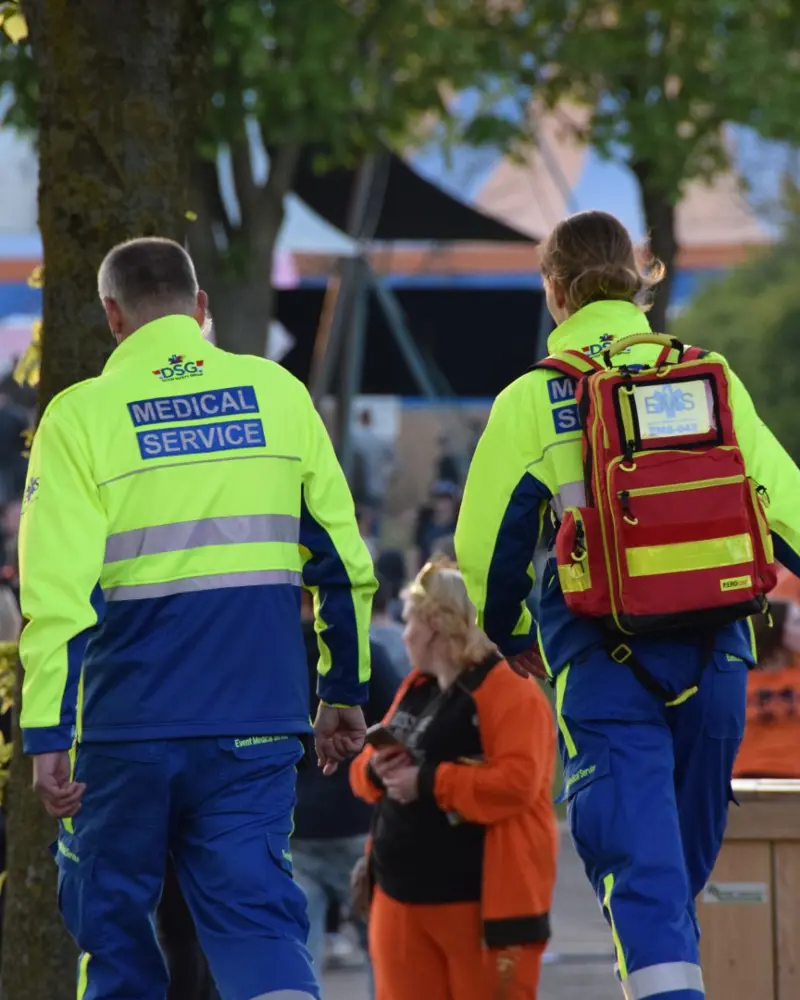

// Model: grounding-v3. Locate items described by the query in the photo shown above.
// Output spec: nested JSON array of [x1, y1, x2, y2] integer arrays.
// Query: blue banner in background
[[0, 283, 41, 317]]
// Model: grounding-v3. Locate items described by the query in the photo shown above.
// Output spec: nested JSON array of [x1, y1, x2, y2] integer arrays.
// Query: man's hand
[[314, 704, 367, 776], [383, 765, 421, 805], [507, 644, 548, 680], [32, 751, 85, 818]]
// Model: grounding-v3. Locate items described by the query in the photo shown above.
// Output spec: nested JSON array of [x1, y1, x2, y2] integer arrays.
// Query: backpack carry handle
[[602, 333, 685, 368]]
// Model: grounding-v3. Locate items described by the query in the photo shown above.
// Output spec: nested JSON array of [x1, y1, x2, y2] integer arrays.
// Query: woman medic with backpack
[[455, 210, 800, 1000]]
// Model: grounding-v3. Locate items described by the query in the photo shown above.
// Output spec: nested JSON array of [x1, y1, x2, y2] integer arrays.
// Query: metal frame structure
[[308, 152, 552, 479], [308, 152, 454, 479]]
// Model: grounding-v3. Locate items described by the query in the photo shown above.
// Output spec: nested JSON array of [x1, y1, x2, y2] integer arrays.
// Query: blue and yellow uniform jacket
[[456, 300, 800, 676], [19, 315, 376, 754]]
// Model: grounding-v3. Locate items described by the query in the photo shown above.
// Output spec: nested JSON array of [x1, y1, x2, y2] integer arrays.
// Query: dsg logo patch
[[22, 476, 40, 513], [153, 355, 204, 381]]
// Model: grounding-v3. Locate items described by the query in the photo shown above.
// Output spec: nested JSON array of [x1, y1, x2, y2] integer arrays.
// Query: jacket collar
[[547, 300, 652, 356], [103, 315, 204, 374]]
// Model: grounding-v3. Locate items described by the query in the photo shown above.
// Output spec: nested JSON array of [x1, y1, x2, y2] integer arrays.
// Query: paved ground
[[322, 829, 621, 999]]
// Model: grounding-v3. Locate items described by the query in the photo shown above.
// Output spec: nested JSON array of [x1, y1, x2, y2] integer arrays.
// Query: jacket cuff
[[418, 761, 439, 802], [22, 725, 74, 755], [316, 677, 369, 708], [500, 630, 538, 658]]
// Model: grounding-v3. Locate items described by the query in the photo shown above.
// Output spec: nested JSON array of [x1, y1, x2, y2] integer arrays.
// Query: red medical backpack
[[535, 333, 776, 635]]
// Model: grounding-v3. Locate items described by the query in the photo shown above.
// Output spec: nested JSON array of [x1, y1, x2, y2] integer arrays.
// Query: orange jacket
[[350, 658, 558, 948], [735, 567, 800, 778]]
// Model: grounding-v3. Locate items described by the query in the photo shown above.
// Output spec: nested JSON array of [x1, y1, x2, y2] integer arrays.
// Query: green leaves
[[673, 218, 800, 459], [525, 0, 800, 201], [2, 0, 536, 159], [199, 0, 536, 158]]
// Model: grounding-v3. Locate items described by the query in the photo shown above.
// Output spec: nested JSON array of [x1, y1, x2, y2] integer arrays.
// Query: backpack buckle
[[610, 644, 633, 664]]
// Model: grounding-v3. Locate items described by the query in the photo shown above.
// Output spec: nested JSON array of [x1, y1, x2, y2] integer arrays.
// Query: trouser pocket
[[54, 832, 95, 950]]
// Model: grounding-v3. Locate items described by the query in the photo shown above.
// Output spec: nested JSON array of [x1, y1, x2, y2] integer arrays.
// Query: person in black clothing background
[[292, 590, 400, 989]]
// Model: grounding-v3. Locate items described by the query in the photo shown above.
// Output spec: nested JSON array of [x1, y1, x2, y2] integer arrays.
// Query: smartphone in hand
[[364, 724, 406, 750]]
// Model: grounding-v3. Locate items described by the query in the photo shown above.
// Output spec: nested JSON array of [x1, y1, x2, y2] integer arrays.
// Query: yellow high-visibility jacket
[[456, 300, 800, 676], [19, 315, 376, 754]]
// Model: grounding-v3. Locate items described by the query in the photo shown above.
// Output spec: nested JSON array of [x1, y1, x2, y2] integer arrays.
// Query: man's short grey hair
[[98, 237, 199, 324]]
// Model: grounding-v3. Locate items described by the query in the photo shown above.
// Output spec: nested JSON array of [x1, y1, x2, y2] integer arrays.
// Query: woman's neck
[[431, 660, 462, 690]]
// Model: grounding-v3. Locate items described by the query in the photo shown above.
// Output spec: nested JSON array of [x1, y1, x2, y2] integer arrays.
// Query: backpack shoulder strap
[[530, 349, 603, 380], [653, 338, 710, 367], [682, 345, 709, 362]]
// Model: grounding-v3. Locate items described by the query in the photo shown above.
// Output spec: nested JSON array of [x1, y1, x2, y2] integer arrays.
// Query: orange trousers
[[369, 887, 545, 1000]]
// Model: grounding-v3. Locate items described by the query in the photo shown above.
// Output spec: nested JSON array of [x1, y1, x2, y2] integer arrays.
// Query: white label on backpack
[[632, 379, 715, 440]]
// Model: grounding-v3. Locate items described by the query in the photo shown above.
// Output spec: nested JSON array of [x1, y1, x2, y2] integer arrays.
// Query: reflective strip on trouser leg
[[602, 874, 628, 979], [77, 953, 91, 1000], [248, 992, 318, 999], [621, 961, 704, 999]]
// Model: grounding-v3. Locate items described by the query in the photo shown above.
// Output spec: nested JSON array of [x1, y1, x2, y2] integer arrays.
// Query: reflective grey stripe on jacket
[[550, 480, 587, 520], [104, 514, 300, 564]]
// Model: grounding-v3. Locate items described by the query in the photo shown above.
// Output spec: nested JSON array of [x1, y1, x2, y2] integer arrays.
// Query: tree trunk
[[211, 276, 279, 357], [1, 662, 76, 998], [2, 3, 206, 997], [631, 158, 678, 334], [188, 143, 301, 357], [22, 0, 207, 410]]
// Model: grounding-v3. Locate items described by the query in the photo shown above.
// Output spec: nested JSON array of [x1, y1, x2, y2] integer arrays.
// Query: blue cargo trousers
[[556, 643, 747, 1000], [54, 736, 319, 1000]]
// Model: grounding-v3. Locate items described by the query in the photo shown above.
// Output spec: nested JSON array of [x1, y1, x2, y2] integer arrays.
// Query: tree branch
[[262, 141, 302, 214], [252, 140, 302, 260], [187, 157, 224, 301], [195, 156, 233, 243], [230, 137, 258, 241]]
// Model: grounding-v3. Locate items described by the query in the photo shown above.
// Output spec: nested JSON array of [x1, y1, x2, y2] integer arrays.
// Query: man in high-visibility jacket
[[19, 237, 376, 1000], [455, 210, 800, 1000]]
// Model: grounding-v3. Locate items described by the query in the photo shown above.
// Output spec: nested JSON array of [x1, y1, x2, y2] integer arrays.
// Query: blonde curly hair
[[404, 557, 498, 671]]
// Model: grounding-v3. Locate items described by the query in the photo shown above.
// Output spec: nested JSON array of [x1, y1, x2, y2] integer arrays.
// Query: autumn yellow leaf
[[13, 319, 42, 388], [185, 210, 198, 221], [0, 10, 28, 44], [27, 265, 44, 289]]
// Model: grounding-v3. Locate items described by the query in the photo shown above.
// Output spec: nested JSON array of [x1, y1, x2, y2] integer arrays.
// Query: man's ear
[[194, 290, 209, 329], [102, 297, 125, 338]]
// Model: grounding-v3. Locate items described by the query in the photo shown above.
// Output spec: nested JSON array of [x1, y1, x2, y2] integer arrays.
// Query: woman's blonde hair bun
[[541, 209, 666, 314], [405, 557, 498, 670]]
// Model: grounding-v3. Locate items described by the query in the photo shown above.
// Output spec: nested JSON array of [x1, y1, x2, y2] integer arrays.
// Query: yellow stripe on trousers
[[62, 741, 78, 835], [603, 874, 628, 980], [555, 666, 577, 759], [77, 953, 90, 1000]]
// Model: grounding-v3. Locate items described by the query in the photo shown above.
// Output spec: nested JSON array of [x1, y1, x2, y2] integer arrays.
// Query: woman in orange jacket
[[350, 559, 558, 1000]]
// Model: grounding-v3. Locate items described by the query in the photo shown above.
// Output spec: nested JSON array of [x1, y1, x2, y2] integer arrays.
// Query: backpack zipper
[[620, 475, 745, 499]]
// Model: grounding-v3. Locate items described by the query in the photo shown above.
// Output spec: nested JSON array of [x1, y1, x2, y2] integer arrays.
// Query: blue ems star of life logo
[[152, 355, 205, 381]]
